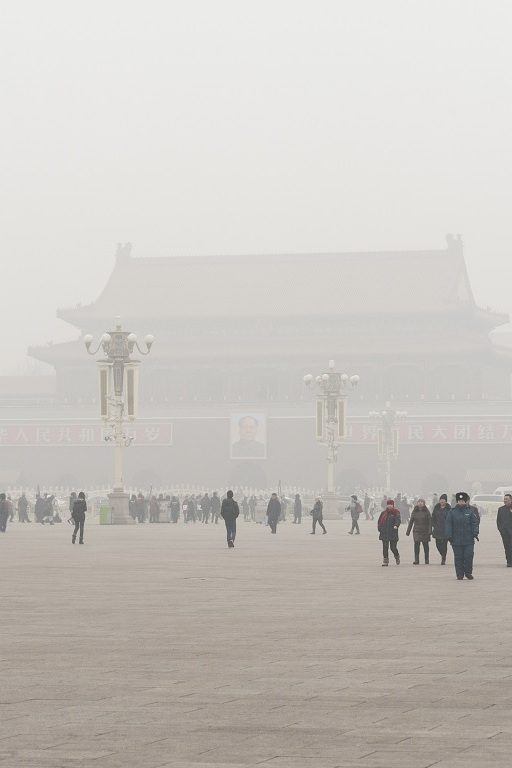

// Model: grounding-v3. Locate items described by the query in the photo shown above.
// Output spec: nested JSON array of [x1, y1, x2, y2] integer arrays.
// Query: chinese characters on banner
[[347, 420, 512, 444], [1, 419, 512, 447], [0, 422, 173, 446]]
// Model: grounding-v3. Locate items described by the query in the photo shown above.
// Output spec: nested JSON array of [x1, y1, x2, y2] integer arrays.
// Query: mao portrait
[[230, 413, 267, 459]]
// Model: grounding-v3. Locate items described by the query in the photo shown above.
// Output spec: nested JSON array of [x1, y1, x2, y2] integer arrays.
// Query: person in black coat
[[266, 493, 281, 534], [310, 498, 327, 534], [377, 499, 401, 566], [293, 494, 302, 524], [431, 493, 450, 564], [72, 491, 87, 544], [221, 490, 239, 547], [496, 493, 512, 567], [0, 493, 9, 532]]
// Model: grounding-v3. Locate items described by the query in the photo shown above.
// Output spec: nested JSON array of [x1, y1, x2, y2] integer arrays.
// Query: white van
[[494, 486, 512, 496]]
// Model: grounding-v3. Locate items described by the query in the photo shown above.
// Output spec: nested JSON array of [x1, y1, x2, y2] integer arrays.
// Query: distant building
[[1, 236, 511, 493]]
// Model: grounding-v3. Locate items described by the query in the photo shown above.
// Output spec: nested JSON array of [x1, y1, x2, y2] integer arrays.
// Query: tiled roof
[[58, 238, 475, 323]]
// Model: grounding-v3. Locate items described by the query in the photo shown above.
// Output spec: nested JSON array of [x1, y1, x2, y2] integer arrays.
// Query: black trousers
[[499, 530, 512, 565], [452, 543, 474, 578], [414, 541, 429, 562], [382, 540, 399, 559], [313, 517, 326, 533], [435, 538, 448, 560], [269, 518, 278, 533], [72, 514, 85, 542], [350, 519, 360, 533]]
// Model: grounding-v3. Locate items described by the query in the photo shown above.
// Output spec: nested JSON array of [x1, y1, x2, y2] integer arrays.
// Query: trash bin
[[99, 505, 112, 525]]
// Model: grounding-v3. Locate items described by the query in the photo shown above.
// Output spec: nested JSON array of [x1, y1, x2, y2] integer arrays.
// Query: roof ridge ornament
[[115, 242, 133, 261], [445, 233, 463, 254]]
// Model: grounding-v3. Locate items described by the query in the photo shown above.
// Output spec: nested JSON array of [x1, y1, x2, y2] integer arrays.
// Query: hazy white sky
[[1, 0, 511, 375]]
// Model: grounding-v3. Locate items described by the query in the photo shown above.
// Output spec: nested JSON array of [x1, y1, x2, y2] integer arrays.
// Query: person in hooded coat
[[221, 490, 239, 547], [378, 499, 401, 566], [266, 493, 281, 534], [431, 493, 450, 564], [406, 498, 432, 564]]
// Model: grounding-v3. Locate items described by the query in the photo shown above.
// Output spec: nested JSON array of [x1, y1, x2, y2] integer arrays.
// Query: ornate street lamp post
[[84, 318, 154, 523], [304, 360, 359, 516], [368, 402, 407, 495]]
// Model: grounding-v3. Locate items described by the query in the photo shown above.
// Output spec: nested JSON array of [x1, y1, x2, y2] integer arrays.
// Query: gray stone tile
[[1, 518, 511, 768]]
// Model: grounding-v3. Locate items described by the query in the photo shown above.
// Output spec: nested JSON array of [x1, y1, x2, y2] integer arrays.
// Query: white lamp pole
[[304, 360, 359, 512], [84, 318, 154, 523], [368, 402, 407, 495]]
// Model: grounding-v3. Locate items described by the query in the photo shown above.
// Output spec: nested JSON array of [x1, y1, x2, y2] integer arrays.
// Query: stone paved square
[[1, 516, 512, 767]]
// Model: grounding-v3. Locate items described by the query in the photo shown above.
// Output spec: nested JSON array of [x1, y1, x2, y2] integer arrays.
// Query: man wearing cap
[[431, 493, 451, 565], [496, 493, 512, 567], [444, 492, 480, 580], [347, 495, 362, 535]]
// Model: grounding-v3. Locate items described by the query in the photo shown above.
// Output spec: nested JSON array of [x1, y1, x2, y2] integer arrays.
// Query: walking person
[[496, 492, 512, 567], [211, 492, 220, 524], [432, 493, 450, 564], [266, 493, 281, 534], [18, 493, 31, 523], [378, 499, 401, 566], [0, 493, 9, 532], [170, 496, 180, 523], [221, 490, 239, 548], [363, 492, 371, 520], [347, 495, 362, 534], [71, 491, 87, 544], [249, 494, 257, 522], [310, 498, 327, 534], [293, 494, 302, 524], [34, 494, 45, 524], [241, 495, 250, 522], [445, 492, 480, 580], [200, 493, 211, 524], [406, 498, 432, 564], [399, 495, 411, 525], [68, 491, 77, 524], [149, 496, 160, 523], [129, 494, 138, 521], [136, 493, 146, 523]]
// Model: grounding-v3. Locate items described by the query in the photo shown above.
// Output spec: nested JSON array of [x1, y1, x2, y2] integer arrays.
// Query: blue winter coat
[[444, 505, 479, 546]]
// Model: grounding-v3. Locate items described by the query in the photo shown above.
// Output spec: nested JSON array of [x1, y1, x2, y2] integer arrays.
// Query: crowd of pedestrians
[[2, 486, 512, 580]]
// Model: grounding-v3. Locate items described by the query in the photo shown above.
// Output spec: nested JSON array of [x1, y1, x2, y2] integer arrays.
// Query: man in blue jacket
[[445, 491, 480, 580]]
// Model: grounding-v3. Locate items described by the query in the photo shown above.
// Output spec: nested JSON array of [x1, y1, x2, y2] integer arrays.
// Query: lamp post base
[[108, 492, 134, 524], [322, 494, 346, 520]]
